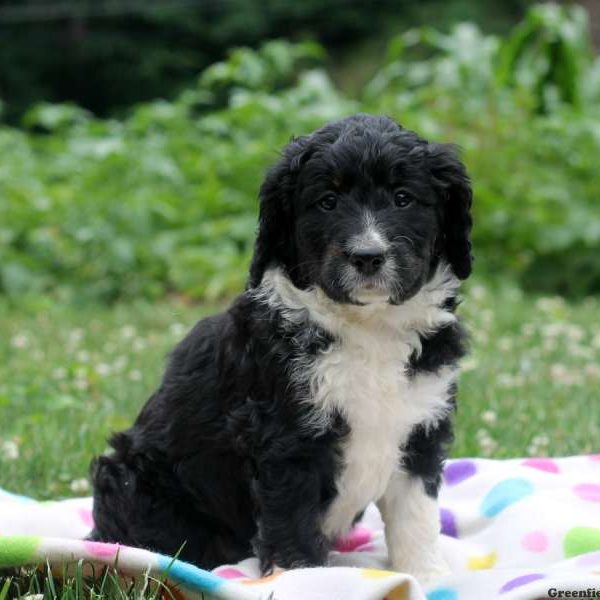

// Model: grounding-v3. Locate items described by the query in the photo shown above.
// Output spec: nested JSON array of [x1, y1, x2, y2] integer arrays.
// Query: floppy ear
[[428, 143, 473, 280], [248, 136, 311, 288]]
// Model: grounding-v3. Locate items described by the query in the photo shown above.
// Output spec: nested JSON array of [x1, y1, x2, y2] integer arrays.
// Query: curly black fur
[[90, 114, 472, 572]]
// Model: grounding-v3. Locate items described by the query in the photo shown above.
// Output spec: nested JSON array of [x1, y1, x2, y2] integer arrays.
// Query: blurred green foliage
[[0, 0, 532, 121], [1, 5, 600, 302]]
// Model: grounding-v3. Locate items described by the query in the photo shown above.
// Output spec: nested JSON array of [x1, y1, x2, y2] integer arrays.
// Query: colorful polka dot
[[467, 550, 497, 570], [564, 527, 600, 558], [427, 587, 458, 600], [214, 567, 248, 579], [0, 490, 35, 503], [444, 460, 477, 486], [83, 541, 120, 558], [521, 458, 559, 474], [361, 568, 396, 579], [576, 551, 600, 568], [573, 483, 600, 502], [440, 508, 458, 538], [521, 531, 549, 553], [78, 508, 94, 528], [157, 555, 224, 592], [481, 478, 534, 518], [0, 536, 40, 568], [499, 573, 545, 593], [334, 526, 373, 552]]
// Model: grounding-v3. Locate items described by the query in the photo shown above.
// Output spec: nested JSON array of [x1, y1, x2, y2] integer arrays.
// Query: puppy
[[90, 114, 471, 581]]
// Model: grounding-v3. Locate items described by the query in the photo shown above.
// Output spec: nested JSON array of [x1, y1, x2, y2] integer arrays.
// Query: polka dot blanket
[[1, 456, 599, 599]]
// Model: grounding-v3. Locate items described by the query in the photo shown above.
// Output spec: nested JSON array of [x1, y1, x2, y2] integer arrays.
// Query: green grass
[[0, 279, 599, 597], [0, 562, 179, 600], [1, 280, 599, 500]]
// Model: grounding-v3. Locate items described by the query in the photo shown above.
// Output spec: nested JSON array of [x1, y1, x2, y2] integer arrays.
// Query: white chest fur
[[256, 266, 460, 539], [313, 330, 456, 538]]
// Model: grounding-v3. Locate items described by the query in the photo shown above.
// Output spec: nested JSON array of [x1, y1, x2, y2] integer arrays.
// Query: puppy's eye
[[394, 191, 413, 208], [318, 193, 338, 211]]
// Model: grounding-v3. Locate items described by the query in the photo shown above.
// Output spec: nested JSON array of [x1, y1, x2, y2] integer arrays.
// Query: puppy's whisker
[[287, 259, 329, 275], [390, 234, 421, 249]]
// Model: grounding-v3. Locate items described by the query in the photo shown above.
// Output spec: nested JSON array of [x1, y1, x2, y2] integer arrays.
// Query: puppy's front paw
[[411, 559, 451, 584]]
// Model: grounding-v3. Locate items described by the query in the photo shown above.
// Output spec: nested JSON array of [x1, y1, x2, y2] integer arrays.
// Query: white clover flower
[[128, 370, 142, 382], [132, 338, 147, 352], [11, 334, 29, 349], [73, 378, 89, 391], [76, 350, 90, 363], [527, 444, 539, 456], [520, 358, 533, 372], [169, 322, 186, 337], [461, 357, 479, 372], [521, 323, 536, 338], [68, 329, 85, 345], [481, 310, 494, 325], [566, 325, 584, 342], [1, 440, 19, 460], [528, 433, 550, 457], [479, 437, 497, 453], [550, 363, 582, 386], [473, 331, 488, 345], [33, 195, 52, 211], [476, 428, 490, 440], [496, 373, 510, 387], [568, 345, 593, 359], [52, 367, 68, 380], [69, 478, 90, 494], [498, 374, 525, 388], [550, 363, 567, 375], [470, 285, 487, 301], [113, 356, 128, 371], [541, 323, 564, 338], [584, 363, 600, 379], [121, 325, 136, 340], [95, 363, 112, 377], [481, 410, 497, 425], [536, 297, 565, 313]]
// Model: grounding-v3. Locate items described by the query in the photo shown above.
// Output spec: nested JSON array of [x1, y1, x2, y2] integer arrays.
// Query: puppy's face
[[293, 140, 440, 305], [250, 115, 473, 303]]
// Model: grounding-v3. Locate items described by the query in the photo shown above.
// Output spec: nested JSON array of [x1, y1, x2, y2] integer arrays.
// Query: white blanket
[[1, 456, 599, 600]]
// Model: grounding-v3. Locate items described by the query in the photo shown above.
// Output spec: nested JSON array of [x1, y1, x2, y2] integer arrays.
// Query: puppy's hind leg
[[88, 454, 137, 544], [90, 449, 254, 569]]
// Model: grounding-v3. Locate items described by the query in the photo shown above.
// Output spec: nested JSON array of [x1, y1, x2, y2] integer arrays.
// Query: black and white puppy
[[90, 114, 472, 581]]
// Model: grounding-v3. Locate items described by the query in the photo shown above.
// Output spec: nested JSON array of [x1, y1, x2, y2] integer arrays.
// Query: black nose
[[347, 248, 386, 276]]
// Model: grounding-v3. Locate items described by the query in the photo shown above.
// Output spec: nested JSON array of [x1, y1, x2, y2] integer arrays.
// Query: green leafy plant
[[497, 3, 598, 112], [1, 4, 599, 301]]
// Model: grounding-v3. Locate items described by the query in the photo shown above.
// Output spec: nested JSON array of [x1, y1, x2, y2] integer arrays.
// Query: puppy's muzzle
[[345, 247, 387, 277]]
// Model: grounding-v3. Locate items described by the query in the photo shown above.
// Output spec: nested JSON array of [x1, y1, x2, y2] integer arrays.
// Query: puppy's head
[[249, 114, 473, 304]]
